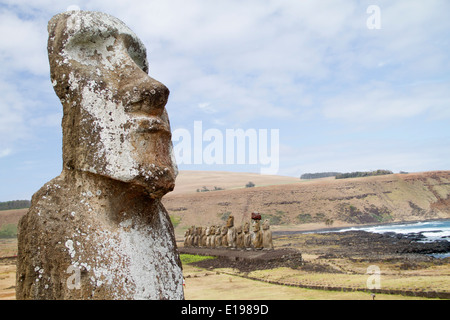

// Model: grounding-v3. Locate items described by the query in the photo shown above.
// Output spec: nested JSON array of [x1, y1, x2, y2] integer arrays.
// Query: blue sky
[[1, 0, 449, 201]]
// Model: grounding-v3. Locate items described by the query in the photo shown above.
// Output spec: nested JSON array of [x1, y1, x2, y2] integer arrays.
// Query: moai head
[[205, 226, 210, 236], [243, 222, 249, 234], [215, 226, 221, 236], [252, 220, 261, 232], [226, 215, 234, 228], [47, 11, 177, 198], [262, 219, 270, 230], [221, 226, 227, 235], [236, 225, 242, 234]]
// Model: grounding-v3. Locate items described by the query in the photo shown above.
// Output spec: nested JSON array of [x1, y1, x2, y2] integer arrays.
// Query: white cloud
[[321, 81, 450, 122], [0, 148, 12, 158], [0, 9, 48, 76], [0, 79, 29, 144]]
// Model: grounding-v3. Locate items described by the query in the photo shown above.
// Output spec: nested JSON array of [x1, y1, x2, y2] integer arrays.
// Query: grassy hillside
[[162, 171, 450, 236]]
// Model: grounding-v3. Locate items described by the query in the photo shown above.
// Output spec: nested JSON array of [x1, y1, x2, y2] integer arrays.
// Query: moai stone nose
[[121, 73, 170, 116]]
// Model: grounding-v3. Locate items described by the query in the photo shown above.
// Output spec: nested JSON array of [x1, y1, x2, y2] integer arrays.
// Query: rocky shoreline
[[276, 230, 450, 262]]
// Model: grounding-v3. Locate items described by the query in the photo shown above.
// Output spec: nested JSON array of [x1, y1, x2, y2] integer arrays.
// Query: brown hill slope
[[162, 171, 450, 234], [0, 209, 27, 229]]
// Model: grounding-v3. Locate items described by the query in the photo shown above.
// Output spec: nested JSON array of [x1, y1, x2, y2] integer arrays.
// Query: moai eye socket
[[65, 32, 116, 66], [122, 34, 149, 73]]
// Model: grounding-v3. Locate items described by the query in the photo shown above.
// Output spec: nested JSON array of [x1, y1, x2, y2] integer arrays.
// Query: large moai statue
[[236, 225, 244, 249], [16, 11, 184, 300], [252, 220, 263, 249], [214, 226, 222, 247], [262, 219, 274, 250], [221, 226, 228, 248], [209, 225, 216, 248], [243, 222, 252, 249], [184, 229, 190, 247], [195, 226, 202, 247], [185, 227, 192, 247], [200, 227, 207, 247], [226, 215, 237, 249], [250, 212, 261, 245], [205, 226, 212, 248], [191, 227, 197, 247]]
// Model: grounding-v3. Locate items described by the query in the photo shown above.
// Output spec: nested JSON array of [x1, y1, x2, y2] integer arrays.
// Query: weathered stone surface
[[262, 219, 274, 250], [226, 215, 236, 249], [243, 222, 252, 248], [252, 220, 263, 249], [16, 10, 183, 300]]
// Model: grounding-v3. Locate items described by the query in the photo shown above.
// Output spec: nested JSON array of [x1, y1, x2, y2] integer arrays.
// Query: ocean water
[[337, 219, 450, 243]]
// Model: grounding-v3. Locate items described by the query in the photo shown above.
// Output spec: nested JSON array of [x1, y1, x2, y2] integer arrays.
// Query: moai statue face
[[253, 220, 261, 232], [243, 222, 249, 233], [221, 226, 227, 235], [236, 225, 242, 234], [262, 219, 270, 230], [47, 11, 177, 198], [226, 215, 234, 228]]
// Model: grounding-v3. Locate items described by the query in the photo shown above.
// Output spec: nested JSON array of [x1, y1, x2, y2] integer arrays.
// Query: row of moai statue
[[184, 214, 274, 250]]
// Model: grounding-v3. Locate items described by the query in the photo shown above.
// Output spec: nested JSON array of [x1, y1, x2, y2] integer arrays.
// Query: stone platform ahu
[[16, 11, 184, 300]]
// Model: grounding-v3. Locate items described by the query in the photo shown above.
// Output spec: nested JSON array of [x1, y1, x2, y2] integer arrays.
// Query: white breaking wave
[[337, 219, 450, 242]]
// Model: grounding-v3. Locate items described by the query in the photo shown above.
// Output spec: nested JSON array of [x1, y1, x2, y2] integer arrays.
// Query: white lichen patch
[[62, 11, 147, 72], [80, 84, 141, 181], [88, 209, 183, 299], [65, 239, 76, 258], [60, 206, 183, 300]]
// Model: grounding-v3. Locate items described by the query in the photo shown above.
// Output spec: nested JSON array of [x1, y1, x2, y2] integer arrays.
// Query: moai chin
[[16, 11, 183, 300]]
